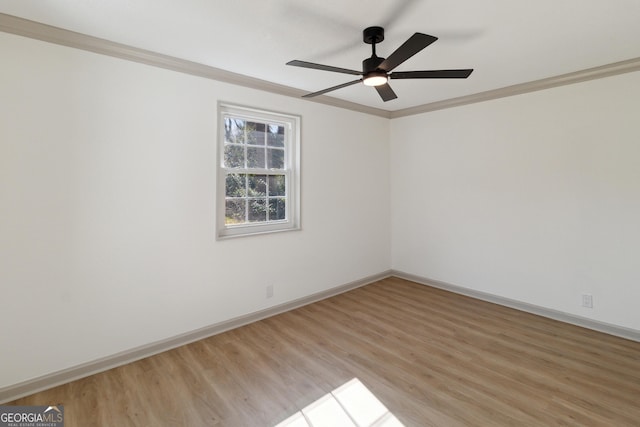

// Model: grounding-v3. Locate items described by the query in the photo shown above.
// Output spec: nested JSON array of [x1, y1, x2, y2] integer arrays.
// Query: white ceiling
[[2, 0, 640, 112]]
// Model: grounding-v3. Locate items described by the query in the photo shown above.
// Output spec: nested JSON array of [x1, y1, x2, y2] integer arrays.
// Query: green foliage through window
[[223, 117, 288, 225], [224, 173, 287, 224]]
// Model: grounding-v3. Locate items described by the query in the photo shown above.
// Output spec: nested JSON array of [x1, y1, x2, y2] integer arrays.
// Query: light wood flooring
[[8, 277, 640, 426]]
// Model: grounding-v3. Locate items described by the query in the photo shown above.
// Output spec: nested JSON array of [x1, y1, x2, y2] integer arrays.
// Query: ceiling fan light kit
[[363, 72, 388, 87], [287, 26, 474, 102]]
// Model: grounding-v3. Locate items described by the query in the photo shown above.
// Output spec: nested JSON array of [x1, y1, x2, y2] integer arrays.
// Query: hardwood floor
[[8, 277, 640, 426]]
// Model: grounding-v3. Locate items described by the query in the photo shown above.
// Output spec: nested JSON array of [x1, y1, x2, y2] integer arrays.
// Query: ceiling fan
[[287, 26, 473, 102]]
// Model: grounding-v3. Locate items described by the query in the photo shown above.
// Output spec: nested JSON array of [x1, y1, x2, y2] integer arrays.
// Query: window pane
[[267, 124, 285, 147], [218, 105, 299, 238], [226, 173, 246, 197], [224, 145, 244, 168], [248, 122, 266, 145], [247, 146, 266, 168], [248, 199, 267, 222], [269, 198, 286, 220], [267, 148, 284, 169], [248, 174, 267, 196], [225, 199, 246, 224], [224, 118, 247, 144], [268, 175, 286, 196]]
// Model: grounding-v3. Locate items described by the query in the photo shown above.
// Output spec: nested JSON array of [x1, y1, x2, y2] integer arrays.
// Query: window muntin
[[217, 104, 300, 238], [224, 173, 286, 223]]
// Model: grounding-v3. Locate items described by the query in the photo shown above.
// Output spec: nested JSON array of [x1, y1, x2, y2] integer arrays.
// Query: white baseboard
[[391, 270, 640, 343], [5, 269, 636, 404], [0, 270, 392, 404]]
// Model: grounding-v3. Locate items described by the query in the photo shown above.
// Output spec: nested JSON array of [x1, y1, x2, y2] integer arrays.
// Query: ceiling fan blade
[[302, 79, 362, 98], [378, 33, 438, 72], [287, 60, 361, 76], [375, 83, 398, 102], [391, 69, 474, 79]]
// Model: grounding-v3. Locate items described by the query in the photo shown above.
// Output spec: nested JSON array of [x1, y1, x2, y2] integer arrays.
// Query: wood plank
[[7, 277, 640, 426]]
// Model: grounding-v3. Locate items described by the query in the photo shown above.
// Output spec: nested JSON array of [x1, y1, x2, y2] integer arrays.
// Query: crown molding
[[0, 13, 390, 118], [390, 57, 640, 118], [2, 13, 640, 119]]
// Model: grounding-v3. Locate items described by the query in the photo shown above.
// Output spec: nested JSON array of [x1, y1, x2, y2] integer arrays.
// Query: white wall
[[0, 32, 390, 388], [391, 71, 640, 331], [3, 27, 639, 393]]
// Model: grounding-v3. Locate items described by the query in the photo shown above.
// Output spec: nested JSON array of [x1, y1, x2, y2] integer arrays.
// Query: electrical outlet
[[581, 294, 593, 308], [266, 284, 274, 299]]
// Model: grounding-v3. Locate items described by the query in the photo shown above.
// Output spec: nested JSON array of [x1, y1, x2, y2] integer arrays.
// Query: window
[[217, 103, 300, 238]]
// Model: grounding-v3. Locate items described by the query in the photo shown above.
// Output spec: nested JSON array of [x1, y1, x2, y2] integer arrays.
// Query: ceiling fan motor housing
[[363, 55, 385, 74]]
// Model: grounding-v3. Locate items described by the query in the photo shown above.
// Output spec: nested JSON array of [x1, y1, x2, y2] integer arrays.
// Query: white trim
[[216, 103, 301, 239], [391, 270, 640, 343], [0, 270, 393, 404], [2, 13, 640, 119]]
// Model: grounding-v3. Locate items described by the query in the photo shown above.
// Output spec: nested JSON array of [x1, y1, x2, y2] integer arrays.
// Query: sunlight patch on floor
[[275, 378, 405, 427]]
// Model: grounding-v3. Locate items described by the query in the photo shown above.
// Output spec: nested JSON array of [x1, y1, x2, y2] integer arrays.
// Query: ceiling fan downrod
[[363, 26, 386, 77]]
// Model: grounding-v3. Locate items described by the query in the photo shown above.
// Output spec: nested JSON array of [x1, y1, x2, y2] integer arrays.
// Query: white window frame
[[217, 103, 301, 239]]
